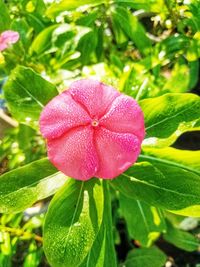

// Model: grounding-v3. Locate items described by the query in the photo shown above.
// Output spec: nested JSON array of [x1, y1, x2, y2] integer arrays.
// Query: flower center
[[91, 119, 99, 127]]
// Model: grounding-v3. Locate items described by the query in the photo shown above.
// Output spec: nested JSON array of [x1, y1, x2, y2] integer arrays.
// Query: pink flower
[[0, 30, 19, 51], [40, 79, 145, 180]]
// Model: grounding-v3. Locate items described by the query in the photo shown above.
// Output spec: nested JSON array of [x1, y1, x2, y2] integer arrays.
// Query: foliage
[[0, 211, 45, 267], [0, 0, 200, 266]]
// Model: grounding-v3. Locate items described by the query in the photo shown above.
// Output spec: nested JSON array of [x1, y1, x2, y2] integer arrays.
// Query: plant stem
[[0, 226, 43, 243]]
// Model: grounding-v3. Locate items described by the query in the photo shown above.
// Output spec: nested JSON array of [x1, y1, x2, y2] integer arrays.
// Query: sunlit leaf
[[0, 158, 66, 213], [142, 120, 200, 148], [123, 247, 166, 267], [112, 161, 200, 216], [3, 66, 58, 128], [79, 181, 117, 267], [120, 195, 166, 247], [112, 6, 152, 55], [140, 93, 200, 138], [43, 179, 104, 267], [141, 147, 200, 175], [163, 221, 199, 252], [46, 0, 105, 18], [0, 0, 11, 31], [29, 24, 58, 54]]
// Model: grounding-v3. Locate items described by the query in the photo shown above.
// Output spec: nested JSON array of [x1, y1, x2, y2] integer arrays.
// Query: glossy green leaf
[[79, 181, 117, 267], [25, 12, 45, 33], [194, 118, 200, 127], [77, 29, 98, 65], [140, 149, 200, 216], [43, 178, 104, 267], [140, 93, 200, 138], [114, 0, 166, 13], [0, 0, 11, 31], [141, 147, 200, 175], [11, 18, 31, 49], [23, 241, 43, 267], [163, 61, 190, 93], [0, 232, 12, 267], [120, 195, 166, 247], [163, 221, 199, 252], [124, 247, 166, 267], [24, 0, 46, 16], [111, 12, 128, 45], [142, 120, 200, 148], [3, 66, 58, 128], [112, 161, 200, 216], [188, 60, 199, 89], [76, 10, 98, 27], [112, 6, 151, 55], [0, 158, 66, 213], [46, 0, 105, 17], [29, 24, 58, 54]]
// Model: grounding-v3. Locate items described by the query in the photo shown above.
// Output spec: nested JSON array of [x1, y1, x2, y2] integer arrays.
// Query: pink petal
[[0, 43, 8, 51], [100, 95, 145, 141], [40, 91, 91, 139], [68, 79, 120, 118], [94, 127, 141, 179], [47, 126, 99, 181], [1, 30, 19, 44]]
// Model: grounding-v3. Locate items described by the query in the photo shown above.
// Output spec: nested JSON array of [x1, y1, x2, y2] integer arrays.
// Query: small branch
[[133, 10, 156, 19], [135, 78, 149, 101], [0, 226, 43, 243], [0, 110, 18, 127]]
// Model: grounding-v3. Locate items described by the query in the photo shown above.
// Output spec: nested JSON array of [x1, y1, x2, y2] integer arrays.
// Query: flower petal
[[69, 79, 120, 118], [94, 127, 141, 179], [100, 95, 145, 140], [47, 126, 99, 180], [40, 91, 91, 139], [1, 30, 19, 44], [0, 43, 8, 51]]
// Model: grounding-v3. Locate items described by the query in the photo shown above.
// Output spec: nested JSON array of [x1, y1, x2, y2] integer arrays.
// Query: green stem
[[0, 226, 43, 243], [106, 180, 117, 266]]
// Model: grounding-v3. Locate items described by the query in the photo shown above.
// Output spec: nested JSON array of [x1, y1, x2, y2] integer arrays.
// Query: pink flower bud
[[40, 79, 145, 180], [0, 30, 19, 51]]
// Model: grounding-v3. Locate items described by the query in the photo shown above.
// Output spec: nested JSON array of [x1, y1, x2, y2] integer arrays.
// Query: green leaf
[[141, 147, 200, 175], [163, 221, 199, 252], [194, 118, 200, 127], [23, 241, 43, 267], [24, 0, 46, 16], [111, 12, 128, 45], [114, 0, 166, 13], [0, 0, 11, 31], [29, 24, 58, 55], [76, 10, 98, 27], [11, 18, 31, 49], [123, 247, 166, 267], [140, 148, 200, 216], [112, 6, 152, 55], [79, 181, 117, 267], [46, 0, 105, 18], [25, 13, 45, 33], [43, 178, 104, 267], [0, 232, 12, 267], [0, 158, 66, 213], [142, 120, 200, 148], [3, 66, 58, 128], [188, 60, 199, 89], [140, 93, 200, 138], [119, 195, 166, 247], [77, 29, 98, 65], [112, 161, 200, 216], [163, 61, 190, 93]]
